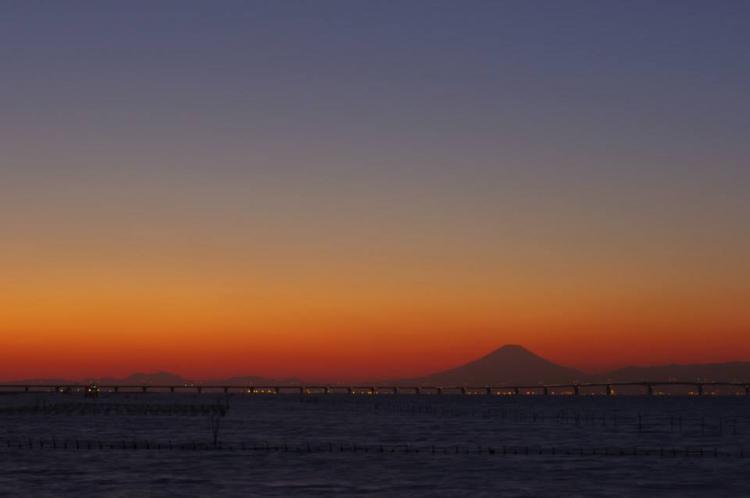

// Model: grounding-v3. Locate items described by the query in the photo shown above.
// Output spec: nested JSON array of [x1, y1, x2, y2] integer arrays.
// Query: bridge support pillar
[[573, 385, 580, 396], [647, 384, 654, 396], [114, 386, 119, 393], [170, 386, 175, 393], [437, 387, 443, 395], [697, 384, 704, 396], [543, 387, 549, 396]]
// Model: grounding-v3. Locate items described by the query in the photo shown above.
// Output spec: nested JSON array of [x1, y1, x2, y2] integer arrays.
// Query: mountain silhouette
[[412, 344, 585, 385]]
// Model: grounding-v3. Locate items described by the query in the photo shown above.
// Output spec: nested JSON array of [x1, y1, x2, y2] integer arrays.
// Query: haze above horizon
[[2, 1, 749, 381]]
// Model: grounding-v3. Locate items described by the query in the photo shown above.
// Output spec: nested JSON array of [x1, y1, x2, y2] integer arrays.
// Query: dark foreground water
[[1, 393, 749, 497]]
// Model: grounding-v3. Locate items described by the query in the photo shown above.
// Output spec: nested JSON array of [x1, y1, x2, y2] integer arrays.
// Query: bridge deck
[[0, 381, 748, 396]]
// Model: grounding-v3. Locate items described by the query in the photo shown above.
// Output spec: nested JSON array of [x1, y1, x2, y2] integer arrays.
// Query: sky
[[1, 1, 749, 381]]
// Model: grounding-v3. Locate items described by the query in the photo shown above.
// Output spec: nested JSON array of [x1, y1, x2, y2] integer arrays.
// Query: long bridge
[[1, 381, 749, 396]]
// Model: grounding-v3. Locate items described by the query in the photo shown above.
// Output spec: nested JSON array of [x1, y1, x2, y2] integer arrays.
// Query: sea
[[1, 392, 749, 497]]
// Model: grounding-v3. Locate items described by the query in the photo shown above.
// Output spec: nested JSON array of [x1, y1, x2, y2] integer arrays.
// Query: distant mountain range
[[413, 345, 750, 385], [4, 345, 750, 385], [413, 345, 750, 384]]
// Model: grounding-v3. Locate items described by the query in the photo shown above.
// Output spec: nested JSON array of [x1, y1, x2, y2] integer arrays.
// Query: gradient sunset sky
[[2, 1, 749, 381]]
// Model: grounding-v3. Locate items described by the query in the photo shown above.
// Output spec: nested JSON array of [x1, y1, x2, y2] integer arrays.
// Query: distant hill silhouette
[[93, 372, 301, 386], [87, 372, 302, 386], [1, 372, 300, 386], [409, 345, 586, 385], [603, 362, 750, 383]]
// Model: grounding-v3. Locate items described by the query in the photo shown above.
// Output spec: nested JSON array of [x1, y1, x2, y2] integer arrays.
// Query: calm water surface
[[1, 393, 749, 497]]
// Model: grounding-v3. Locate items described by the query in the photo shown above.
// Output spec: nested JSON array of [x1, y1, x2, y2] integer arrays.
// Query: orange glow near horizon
[[2, 248, 748, 381]]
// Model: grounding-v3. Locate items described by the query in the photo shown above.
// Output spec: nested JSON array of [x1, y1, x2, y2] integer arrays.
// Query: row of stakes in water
[[1, 438, 749, 458]]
